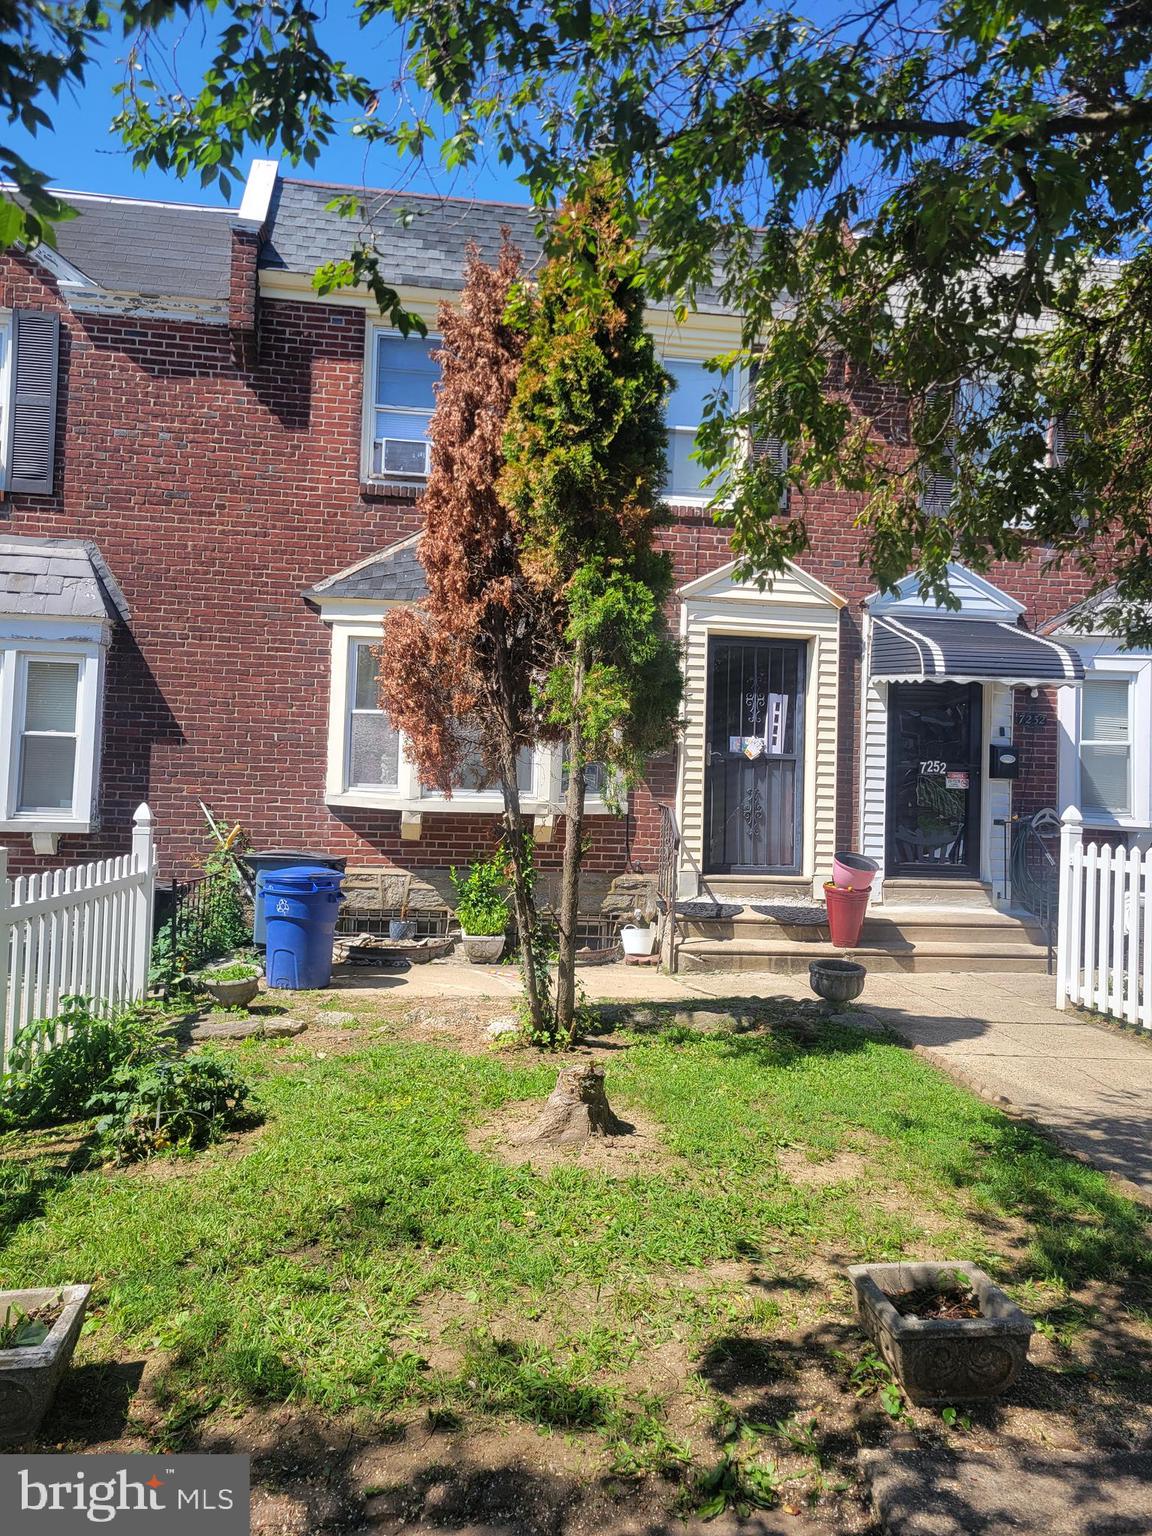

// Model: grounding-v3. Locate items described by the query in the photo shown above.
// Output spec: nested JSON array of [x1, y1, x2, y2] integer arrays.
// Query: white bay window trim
[[0, 627, 105, 836], [323, 613, 615, 816]]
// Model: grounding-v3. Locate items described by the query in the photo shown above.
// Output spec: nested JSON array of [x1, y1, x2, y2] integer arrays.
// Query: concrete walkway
[[331, 961, 1152, 1196]]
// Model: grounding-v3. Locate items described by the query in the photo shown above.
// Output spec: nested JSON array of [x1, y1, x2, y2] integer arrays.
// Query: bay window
[[0, 638, 104, 839], [1057, 653, 1152, 829], [323, 620, 616, 824], [348, 641, 400, 789], [424, 735, 535, 800]]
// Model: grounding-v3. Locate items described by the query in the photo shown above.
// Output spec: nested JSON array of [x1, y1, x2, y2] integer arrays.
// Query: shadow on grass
[[105, 1365, 700, 1535], [436, 1336, 617, 1430], [0, 1130, 98, 1246], [40, 1360, 146, 1446], [697, 1315, 1152, 1526], [587, 998, 870, 1059], [937, 1113, 1152, 1290]]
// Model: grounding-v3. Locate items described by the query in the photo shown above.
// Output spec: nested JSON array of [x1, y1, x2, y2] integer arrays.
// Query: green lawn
[[1, 1010, 1150, 1499]]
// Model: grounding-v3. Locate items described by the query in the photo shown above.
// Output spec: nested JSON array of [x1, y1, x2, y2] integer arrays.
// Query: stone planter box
[[460, 933, 505, 964], [0, 1285, 91, 1445], [847, 1261, 1033, 1406]]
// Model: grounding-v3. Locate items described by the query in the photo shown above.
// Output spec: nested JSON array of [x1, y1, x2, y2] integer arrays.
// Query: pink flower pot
[[832, 852, 879, 891]]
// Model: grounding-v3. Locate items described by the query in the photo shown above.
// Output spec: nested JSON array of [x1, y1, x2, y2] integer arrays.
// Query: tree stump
[[511, 1063, 628, 1145]]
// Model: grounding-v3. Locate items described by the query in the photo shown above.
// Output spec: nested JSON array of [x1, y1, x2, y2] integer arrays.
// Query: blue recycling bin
[[263, 866, 346, 990], [244, 850, 347, 945]]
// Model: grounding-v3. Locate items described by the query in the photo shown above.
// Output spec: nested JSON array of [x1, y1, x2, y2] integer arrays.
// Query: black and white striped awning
[[870, 615, 1084, 687]]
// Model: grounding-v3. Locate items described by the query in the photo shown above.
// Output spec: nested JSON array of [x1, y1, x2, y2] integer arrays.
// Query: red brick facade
[[0, 246, 1102, 884]]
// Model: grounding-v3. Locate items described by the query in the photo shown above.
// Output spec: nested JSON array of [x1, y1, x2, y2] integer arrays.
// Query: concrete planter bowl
[[460, 933, 506, 964], [848, 1261, 1033, 1406], [809, 958, 867, 1007], [0, 1285, 91, 1445], [201, 969, 261, 1009]]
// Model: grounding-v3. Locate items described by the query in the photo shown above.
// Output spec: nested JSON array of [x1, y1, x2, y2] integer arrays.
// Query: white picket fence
[[1056, 806, 1152, 1029], [0, 803, 156, 1068]]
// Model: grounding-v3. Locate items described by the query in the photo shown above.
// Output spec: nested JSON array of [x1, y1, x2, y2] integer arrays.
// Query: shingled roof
[[0, 536, 130, 623], [262, 179, 546, 292], [42, 191, 245, 301], [305, 536, 428, 604], [262, 177, 730, 310]]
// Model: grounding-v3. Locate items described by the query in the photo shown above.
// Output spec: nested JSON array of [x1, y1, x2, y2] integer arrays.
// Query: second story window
[[664, 359, 733, 501], [369, 332, 439, 479]]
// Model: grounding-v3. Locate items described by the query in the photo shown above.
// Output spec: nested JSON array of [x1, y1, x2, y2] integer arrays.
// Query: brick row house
[[0, 160, 1145, 967]]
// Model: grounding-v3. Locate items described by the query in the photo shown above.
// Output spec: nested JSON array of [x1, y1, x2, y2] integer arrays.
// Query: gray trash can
[[243, 850, 348, 946]]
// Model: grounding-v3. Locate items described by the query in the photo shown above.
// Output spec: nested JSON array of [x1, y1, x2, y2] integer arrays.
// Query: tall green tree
[[501, 181, 682, 1041]]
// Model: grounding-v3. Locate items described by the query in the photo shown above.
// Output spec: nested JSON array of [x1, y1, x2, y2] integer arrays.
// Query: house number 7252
[[919, 759, 947, 775]]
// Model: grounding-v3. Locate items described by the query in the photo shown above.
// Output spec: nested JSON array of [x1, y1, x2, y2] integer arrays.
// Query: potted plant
[[620, 907, 658, 957], [847, 1261, 1033, 1406], [200, 960, 261, 1009], [451, 854, 510, 963], [0, 1285, 91, 1445]]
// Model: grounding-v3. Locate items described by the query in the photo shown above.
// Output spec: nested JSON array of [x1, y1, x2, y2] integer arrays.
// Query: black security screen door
[[886, 682, 982, 877], [704, 638, 806, 874]]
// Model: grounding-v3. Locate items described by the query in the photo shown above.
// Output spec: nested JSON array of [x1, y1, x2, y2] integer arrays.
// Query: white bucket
[[620, 924, 657, 957]]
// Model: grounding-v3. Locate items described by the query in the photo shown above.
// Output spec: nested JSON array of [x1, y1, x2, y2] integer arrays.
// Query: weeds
[[835, 1347, 907, 1420]]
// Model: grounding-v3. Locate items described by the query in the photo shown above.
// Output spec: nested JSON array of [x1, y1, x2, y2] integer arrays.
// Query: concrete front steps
[[675, 905, 1051, 975]]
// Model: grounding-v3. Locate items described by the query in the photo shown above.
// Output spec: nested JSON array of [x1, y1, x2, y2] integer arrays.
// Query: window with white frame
[[0, 640, 104, 829], [1079, 677, 1132, 817], [368, 332, 439, 480], [18, 658, 81, 812], [323, 620, 619, 814], [663, 359, 733, 500], [347, 641, 400, 789], [422, 732, 535, 800]]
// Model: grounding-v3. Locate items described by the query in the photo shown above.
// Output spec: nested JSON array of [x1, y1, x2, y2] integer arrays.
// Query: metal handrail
[[657, 802, 681, 973], [1007, 807, 1061, 973]]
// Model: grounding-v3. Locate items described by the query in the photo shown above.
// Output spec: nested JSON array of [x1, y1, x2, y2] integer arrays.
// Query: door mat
[[675, 901, 743, 919], [749, 902, 828, 925]]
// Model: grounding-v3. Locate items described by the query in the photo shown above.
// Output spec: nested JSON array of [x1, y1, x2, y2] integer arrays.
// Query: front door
[[704, 638, 806, 873], [886, 682, 982, 877]]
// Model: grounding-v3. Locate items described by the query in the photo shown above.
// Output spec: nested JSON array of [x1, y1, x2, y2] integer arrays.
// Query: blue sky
[[11, 11, 526, 209]]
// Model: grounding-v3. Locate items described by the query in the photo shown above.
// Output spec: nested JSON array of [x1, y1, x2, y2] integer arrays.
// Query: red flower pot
[[824, 884, 870, 948]]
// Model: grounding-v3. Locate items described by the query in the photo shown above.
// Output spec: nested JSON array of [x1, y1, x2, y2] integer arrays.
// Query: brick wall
[[0, 250, 1101, 881]]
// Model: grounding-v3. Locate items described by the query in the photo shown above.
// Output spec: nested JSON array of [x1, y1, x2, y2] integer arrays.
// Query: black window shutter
[[7, 309, 60, 495], [919, 469, 955, 518], [1048, 413, 1070, 468], [747, 360, 790, 503]]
